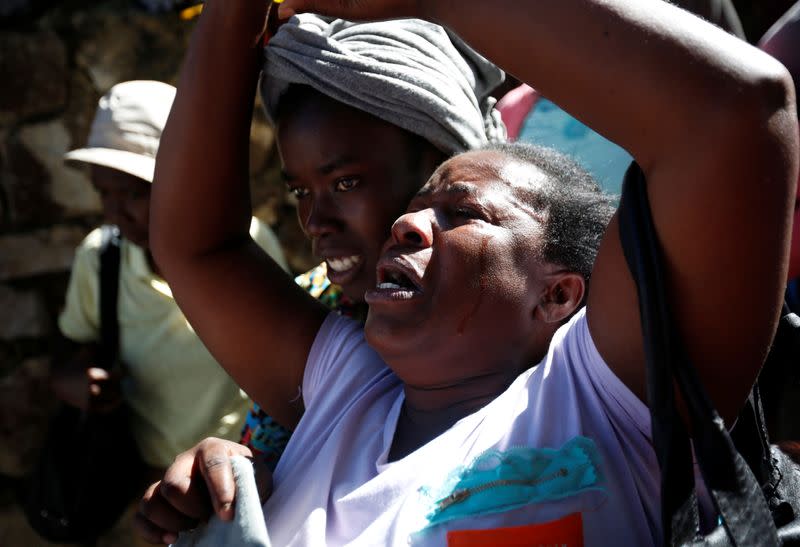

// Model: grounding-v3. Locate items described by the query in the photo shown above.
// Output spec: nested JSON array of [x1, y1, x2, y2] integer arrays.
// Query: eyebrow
[[417, 181, 479, 198], [281, 155, 361, 183]]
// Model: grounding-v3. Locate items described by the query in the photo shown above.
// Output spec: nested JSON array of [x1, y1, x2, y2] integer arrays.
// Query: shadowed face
[[364, 150, 566, 386], [277, 93, 441, 301], [91, 165, 151, 248]]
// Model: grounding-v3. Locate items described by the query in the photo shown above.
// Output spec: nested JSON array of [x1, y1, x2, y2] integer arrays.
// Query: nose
[[390, 209, 434, 247], [100, 192, 124, 224], [303, 194, 341, 238]]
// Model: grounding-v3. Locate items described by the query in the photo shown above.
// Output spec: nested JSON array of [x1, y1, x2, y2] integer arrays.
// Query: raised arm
[[281, 0, 799, 422], [150, 0, 327, 428]]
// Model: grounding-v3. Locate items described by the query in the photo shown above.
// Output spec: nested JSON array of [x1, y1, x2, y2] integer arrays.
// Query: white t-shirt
[[264, 309, 660, 546]]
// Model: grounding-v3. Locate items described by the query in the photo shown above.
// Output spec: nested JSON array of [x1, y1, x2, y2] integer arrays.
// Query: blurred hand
[[278, 0, 424, 22], [86, 367, 124, 412], [51, 346, 123, 413], [135, 437, 273, 544]]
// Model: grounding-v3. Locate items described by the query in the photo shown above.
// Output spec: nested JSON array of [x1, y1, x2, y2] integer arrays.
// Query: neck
[[146, 251, 162, 278], [388, 369, 519, 462]]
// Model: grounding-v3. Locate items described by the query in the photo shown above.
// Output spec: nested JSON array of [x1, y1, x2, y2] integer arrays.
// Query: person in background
[[238, 16, 506, 469], [754, 1, 800, 442], [52, 80, 289, 479], [497, 0, 745, 194], [760, 0, 800, 312]]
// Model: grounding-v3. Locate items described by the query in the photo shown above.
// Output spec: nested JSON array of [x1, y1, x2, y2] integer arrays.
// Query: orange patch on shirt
[[446, 512, 583, 547]]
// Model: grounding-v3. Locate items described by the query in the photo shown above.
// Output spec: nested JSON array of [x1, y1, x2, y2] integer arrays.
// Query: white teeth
[[327, 255, 361, 272], [378, 282, 403, 290]]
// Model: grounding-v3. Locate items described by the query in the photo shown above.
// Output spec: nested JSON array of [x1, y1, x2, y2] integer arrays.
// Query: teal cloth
[[418, 436, 605, 530]]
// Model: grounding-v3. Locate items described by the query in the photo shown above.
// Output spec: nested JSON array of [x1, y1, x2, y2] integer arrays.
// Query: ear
[[533, 272, 586, 324]]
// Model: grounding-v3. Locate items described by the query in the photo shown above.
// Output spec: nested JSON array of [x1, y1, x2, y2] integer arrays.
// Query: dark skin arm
[[278, 0, 798, 422], [150, 0, 328, 429]]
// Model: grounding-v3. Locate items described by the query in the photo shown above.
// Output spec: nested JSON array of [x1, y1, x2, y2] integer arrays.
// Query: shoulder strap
[[616, 162, 778, 546], [98, 225, 122, 371]]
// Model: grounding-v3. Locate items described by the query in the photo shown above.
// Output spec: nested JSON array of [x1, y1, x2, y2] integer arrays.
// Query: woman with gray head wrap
[[261, 14, 506, 155], [187, 13, 505, 472]]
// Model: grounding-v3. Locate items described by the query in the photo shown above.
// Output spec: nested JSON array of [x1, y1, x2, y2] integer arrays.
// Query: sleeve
[[57, 229, 102, 343], [574, 311, 650, 437], [302, 313, 373, 407], [249, 217, 290, 273]]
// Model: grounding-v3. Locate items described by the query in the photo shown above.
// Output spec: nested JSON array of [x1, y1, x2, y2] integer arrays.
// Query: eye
[[289, 186, 310, 199], [335, 177, 360, 192], [453, 206, 482, 220]]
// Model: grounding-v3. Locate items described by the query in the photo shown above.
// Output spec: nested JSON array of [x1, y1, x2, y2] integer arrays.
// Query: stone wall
[[0, 0, 312, 545], [0, 2, 312, 543]]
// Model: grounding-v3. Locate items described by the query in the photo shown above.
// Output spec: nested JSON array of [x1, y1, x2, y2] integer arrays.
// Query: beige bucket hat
[[64, 80, 176, 183]]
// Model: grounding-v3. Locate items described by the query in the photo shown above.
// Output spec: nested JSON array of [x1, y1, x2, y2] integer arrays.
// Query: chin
[[365, 314, 434, 371]]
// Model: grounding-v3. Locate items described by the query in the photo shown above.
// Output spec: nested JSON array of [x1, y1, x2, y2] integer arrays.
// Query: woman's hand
[[135, 438, 273, 544], [278, 0, 426, 22]]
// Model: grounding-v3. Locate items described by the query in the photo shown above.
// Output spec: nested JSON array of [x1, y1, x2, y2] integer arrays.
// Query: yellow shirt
[[58, 218, 289, 467]]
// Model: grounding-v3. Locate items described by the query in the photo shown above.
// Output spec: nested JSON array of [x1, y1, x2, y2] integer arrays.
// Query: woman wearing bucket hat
[[52, 80, 290, 478]]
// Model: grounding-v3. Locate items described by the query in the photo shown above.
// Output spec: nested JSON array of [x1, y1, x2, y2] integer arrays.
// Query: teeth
[[378, 282, 403, 290], [327, 255, 361, 272]]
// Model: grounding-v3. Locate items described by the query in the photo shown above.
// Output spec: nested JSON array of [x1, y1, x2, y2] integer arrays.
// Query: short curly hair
[[481, 142, 617, 288]]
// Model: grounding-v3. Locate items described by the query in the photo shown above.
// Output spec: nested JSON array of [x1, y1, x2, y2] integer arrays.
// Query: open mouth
[[326, 255, 362, 273], [376, 268, 421, 292], [324, 254, 365, 286], [365, 260, 424, 305]]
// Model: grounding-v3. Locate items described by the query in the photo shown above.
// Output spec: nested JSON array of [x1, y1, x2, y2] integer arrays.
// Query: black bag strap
[[616, 163, 778, 546], [97, 225, 121, 371]]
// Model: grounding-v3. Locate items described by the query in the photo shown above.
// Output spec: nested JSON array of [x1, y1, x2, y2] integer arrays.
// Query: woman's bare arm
[[150, 0, 328, 428]]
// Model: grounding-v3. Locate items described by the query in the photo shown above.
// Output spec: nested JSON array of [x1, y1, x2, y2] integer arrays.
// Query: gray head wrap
[[260, 14, 506, 155]]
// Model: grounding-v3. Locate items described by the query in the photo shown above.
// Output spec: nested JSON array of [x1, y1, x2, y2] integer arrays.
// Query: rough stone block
[[72, 10, 191, 91], [0, 225, 86, 281], [19, 120, 101, 217], [0, 31, 67, 124], [0, 285, 50, 340]]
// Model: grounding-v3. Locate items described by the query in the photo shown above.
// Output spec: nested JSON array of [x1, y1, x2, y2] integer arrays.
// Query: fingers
[[86, 367, 123, 411], [86, 367, 110, 382], [159, 450, 216, 522], [135, 481, 184, 545], [196, 439, 253, 521], [276, 0, 301, 19], [277, 0, 421, 21], [136, 435, 253, 547]]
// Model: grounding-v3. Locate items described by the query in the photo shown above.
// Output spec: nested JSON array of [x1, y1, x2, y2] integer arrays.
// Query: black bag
[[617, 163, 800, 546], [21, 225, 146, 543]]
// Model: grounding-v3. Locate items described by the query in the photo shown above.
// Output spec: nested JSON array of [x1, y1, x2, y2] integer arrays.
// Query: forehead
[[276, 94, 412, 162], [419, 151, 549, 211], [90, 164, 150, 190]]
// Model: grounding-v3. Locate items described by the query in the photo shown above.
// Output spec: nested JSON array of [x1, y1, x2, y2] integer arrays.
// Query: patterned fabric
[[240, 262, 368, 469]]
